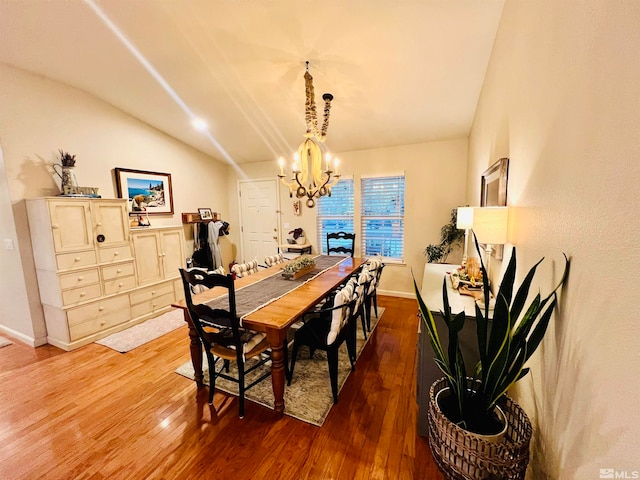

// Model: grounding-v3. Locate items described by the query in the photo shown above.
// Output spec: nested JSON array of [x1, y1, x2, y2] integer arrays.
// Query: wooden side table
[[279, 243, 312, 254]]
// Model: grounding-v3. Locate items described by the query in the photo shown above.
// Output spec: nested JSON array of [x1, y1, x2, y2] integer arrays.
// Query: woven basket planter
[[428, 377, 532, 480]]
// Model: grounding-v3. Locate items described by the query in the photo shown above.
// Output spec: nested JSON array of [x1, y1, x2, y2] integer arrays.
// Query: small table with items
[[279, 243, 312, 254]]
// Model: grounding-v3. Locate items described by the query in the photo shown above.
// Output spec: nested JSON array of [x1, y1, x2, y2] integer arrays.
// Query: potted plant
[[282, 254, 316, 280], [424, 208, 465, 263], [414, 235, 569, 478], [288, 228, 306, 245]]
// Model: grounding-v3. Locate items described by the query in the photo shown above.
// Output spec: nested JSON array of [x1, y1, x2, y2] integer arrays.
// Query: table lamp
[[456, 207, 474, 267], [472, 207, 509, 279]]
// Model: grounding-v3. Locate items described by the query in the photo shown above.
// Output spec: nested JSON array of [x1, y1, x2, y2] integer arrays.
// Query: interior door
[[239, 179, 279, 264]]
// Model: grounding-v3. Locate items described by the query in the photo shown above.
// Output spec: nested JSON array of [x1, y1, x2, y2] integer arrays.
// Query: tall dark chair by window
[[326, 232, 355, 257], [179, 268, 271, 418], [287, 281, 359, 403]]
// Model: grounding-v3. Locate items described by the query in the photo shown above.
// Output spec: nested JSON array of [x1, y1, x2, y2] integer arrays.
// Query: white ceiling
[[0, 0, 504, 166]]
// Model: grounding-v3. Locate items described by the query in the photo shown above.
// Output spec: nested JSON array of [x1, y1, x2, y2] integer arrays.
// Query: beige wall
[[468, 1, 640, 477], [231, 138, 469, 296], [0, 64, 231, 344]]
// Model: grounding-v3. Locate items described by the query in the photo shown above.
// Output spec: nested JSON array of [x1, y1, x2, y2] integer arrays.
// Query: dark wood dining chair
[[326, 231, 355, 256], [179, 268, 271, 418], [364, 257, 385, 331], [287, 280, 359, 403]]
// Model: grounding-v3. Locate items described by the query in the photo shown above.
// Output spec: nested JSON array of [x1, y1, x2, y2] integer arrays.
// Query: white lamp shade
[[456, 207, 474, 229], [472, 207, 509, 244]]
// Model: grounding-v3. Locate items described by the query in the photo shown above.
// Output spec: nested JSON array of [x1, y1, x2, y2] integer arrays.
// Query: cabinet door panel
[[93, 200, 130, 247], [48, 200, 93, 253], [161, 229, 185, 280], [132, 232, 163, 285]]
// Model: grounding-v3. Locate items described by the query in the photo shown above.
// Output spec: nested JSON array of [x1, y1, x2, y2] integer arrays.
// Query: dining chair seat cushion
[[232, 260, 260, 278], [264, 253, 284, 267], [203, 325, 268, 359]]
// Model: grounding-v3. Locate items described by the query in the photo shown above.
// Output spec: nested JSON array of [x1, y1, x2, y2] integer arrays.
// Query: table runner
[[204, 255, 348, 320]]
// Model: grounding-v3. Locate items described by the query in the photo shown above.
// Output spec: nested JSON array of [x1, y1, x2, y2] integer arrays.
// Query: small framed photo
[[293, 199, 301, 216], [198, 208, 213, 220], [114, 168, 174, 215]]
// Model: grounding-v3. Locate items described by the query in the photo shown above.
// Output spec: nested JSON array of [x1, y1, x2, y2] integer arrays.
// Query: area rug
[[0, 336, 13, 348], [175, 307, 385, 426], [95, 308, 185, 353]]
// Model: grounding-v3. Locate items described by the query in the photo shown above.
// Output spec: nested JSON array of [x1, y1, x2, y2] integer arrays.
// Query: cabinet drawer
[[101, 262, 135, 281], [62, 283, 103, 306], [59, 268, 100, 290], [56, 250, 97, 270], [69, 309, 131, 341], [67, 295, 131, 326], [103, 275, 137, 295], [129, 282, 174, 305], [131, 293, 174, 318], [98, 245, 133, 264]]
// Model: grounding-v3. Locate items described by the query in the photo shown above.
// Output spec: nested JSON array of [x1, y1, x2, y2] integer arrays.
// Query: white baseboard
[[0, 325, 45, 347], [377, 289, 414, 299]]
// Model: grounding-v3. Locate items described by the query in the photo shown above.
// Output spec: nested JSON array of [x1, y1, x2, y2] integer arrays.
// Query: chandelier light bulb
[[278, 157, 285, 176]]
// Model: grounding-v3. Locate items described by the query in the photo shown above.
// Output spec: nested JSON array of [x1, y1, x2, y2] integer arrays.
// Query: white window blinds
[[361, 175, 405, 261], [316, 179, 354, 254]]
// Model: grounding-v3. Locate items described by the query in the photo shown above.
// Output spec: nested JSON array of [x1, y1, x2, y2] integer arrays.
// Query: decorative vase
[[427, 377, 532, 480], [53, 164, 78, 192]]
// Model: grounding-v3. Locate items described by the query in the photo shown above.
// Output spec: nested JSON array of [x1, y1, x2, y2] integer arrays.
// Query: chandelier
[[278, 61, 341, 208]]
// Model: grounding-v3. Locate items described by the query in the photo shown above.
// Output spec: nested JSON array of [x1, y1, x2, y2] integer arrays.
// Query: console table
[[416, 263, 481, 437]]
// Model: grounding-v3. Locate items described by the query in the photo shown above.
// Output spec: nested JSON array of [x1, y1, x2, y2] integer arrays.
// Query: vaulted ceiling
[[0, 0, 504, 166]]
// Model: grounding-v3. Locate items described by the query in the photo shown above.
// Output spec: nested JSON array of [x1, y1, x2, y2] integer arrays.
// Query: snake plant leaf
[[510, 257, 544, 322], [523, 293, 558, 363]]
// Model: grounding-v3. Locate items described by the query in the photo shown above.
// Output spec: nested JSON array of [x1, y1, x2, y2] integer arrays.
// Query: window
[[361, 175, 405, 261], [317, 179, 354, 254]]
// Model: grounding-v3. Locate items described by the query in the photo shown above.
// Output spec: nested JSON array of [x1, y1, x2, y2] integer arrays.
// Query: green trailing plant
[[424, 208, 465, 263], [414, 233, 570, 434]]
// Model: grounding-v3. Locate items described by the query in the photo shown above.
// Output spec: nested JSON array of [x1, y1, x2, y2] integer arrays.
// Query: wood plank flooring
[[0, 296, 443, 479]]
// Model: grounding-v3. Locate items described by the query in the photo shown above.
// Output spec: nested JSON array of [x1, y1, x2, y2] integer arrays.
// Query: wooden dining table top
[[173, 256, 368, 333]]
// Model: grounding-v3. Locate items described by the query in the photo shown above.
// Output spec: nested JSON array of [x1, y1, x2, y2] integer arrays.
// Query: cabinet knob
[[152, 303, 157, 307], [74, 257, 81, 262], [98, 306, 105, 311], [118, 282, 124, 287], [100, 321, 106, 326], [151, 290, 156, 295], [116, 269, 122, 273], [96, 222, 103, 227], [80, 292, 86, 297], [77, 276, 84, 281], [114, 251, 119, 256], [52, 224, 59, 229]]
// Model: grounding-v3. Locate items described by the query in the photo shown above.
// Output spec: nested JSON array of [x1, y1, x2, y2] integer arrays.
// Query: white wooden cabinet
[[26, 197, 186, 351]]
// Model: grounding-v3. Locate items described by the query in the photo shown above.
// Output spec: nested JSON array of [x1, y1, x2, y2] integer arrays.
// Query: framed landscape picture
[[115, 168, 174, 215]]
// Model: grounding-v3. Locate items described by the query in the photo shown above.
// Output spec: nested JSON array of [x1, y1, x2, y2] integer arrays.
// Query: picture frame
[[293, 199, 301, 216], [480, 157, 509, 260], [198, 208, 213, 221], [115, 168, 174, 215]]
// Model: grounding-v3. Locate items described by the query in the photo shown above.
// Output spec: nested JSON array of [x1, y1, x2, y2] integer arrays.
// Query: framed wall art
[[198, 208, 213, 220], [115, 168, 174, 215], [480, 157, 509, 259]]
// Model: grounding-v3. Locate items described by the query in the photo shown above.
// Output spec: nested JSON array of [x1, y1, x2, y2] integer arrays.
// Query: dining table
[[172, 255, 367, 415]]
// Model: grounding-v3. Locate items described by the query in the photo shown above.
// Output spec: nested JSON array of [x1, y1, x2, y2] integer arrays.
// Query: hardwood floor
[[0, 296, 443, 480]]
